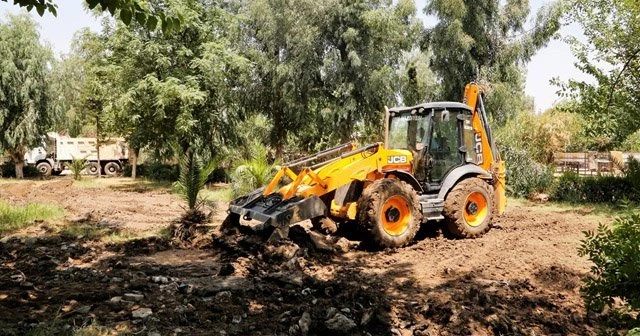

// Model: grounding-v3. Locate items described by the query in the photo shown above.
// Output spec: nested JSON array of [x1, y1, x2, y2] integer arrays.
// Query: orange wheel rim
[[381, 195, 412, 236], [463, 192, 488, 227]]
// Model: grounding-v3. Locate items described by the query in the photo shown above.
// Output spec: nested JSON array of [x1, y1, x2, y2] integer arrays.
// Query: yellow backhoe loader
[[224, 83, 506, 247]]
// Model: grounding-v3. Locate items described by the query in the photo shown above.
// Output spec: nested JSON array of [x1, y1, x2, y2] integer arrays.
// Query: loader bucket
[[228, 188, 327, 240]]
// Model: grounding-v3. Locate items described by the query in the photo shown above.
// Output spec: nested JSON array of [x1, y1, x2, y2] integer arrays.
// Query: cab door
[[427, 109, 465, 184]]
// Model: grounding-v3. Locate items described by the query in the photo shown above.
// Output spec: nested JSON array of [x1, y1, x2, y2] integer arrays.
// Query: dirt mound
[[0, 181, 34, 199], [0, 180, 619, 335]]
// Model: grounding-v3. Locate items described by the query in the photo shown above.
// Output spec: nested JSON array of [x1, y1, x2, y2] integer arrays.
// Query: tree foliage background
[[5, 0, 624, 180], [556, 0, 640, 150]]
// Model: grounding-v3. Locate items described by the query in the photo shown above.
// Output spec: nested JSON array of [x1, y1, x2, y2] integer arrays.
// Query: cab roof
[[388, 102, 472, 114]]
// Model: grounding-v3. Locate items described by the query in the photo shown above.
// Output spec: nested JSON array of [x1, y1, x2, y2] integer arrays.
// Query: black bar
[[285, 142, 354, 168], [310, 143, 380, 170], [478, 95, 499, 160]]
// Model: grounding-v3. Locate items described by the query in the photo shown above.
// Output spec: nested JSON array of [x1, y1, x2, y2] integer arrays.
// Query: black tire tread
[[104, 162, 121, 176], [357, 179, 421, 248], [443, 177, 494, 238]]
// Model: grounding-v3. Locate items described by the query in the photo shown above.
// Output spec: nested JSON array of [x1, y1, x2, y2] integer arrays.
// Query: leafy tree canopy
[[427, 0, 563, 123], [2, 0, 181, 32], [555, 0, 640, 150], [0, 13, 55, 178]]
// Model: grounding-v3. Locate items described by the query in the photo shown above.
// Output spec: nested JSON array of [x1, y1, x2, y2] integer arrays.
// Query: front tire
[[36, 162, 52, 176], [357, 179, 421, 248], [443, 177, 494, 238]]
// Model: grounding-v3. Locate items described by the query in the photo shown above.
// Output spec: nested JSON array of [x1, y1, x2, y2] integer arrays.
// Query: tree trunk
[[96, 115, 102, 178], [131, 147, 139, 179], [275, 142, 285, 160], [10, 149, 26, 179], [14, 161, 24, 179]]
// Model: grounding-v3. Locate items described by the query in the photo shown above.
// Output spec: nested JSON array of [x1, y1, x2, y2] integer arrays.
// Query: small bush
[[0, 202, 65, 235], [123, 163, 145, 177], [0, 161, 41, 178], [122, 162, 179, 181], [70, 157, 87, 181], [146, 161, 180, 181], [578, 215, 640, 312], [501, 147, 555, 197], [553, 172, 584, 203], [231, 139, 278, 197], [553, 160, 640, 204]]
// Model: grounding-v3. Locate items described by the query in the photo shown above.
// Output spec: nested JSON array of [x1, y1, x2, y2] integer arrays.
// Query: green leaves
[[173, 148, 218, 210], [5, 0, 181, 33], [579, 214, 640, 312], [0, 14, 55, 174], [145, 16, 158, 30], [427, 0, 562, 123], [120, 9, 132, 26], [558, 0, 640, 149]]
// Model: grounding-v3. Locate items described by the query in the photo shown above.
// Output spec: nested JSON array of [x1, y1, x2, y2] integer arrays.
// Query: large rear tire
[[443, 177, 494, 238], [357, 179, 421, 248], [87, 162, 100, 175], [104, 162, 121, 176]]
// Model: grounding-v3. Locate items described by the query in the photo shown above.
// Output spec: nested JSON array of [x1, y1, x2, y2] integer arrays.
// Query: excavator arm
[[463, 83, 507, 215]]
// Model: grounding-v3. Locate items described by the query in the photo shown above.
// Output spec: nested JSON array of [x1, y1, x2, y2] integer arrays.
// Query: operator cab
[[387, 102, 478, 192]]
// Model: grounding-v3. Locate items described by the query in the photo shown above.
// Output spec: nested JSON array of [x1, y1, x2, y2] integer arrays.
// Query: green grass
[[0, 202, 65, 236], [507, 197, 638, 221], [59, 222, 110, 240], [201, 185, 233, 202], [100, 231, 139, 244]]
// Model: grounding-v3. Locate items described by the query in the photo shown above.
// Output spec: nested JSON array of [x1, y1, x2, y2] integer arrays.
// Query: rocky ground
[[0, 178, 622, 335]]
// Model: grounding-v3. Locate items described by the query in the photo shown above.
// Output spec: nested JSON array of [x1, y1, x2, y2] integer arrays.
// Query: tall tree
[[319, 0, 423, 143], [0, 14, 55, 178], [3, 0, 181, 32], [240, 0, 327, 157], [102, 0, 248, 175], [556, 0, 640, 150], [241, 0, 422, 155], [397, 48, 439, 106], [426, 0, 562, 123]]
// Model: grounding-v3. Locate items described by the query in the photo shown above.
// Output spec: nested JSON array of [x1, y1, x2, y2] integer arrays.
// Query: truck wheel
[[104, 162, 121, 176], [87, 162, 100, 175], [357, 179, 421, 248], [443, 177, 494, 238], [36, 162, 52, 176]]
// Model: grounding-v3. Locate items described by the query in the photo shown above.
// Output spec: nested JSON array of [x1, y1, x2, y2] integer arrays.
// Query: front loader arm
[[265, 143, 387, 200]]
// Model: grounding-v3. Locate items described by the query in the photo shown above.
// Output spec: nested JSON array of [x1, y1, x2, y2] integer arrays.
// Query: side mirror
[[441, 109, 450, 122]]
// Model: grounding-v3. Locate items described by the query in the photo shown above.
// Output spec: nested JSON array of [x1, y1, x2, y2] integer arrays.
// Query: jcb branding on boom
[[387, 156, 408, 164], [475, 133, 484, 164]]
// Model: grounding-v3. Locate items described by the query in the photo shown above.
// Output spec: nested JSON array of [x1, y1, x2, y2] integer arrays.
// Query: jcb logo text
[[387, 156, 408, 164]]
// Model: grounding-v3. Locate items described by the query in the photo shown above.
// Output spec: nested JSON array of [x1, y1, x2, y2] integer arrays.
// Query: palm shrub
[[231, 139, 278, 197], [578, 215, 640, 314], [173, 149, 217, 211], [70, 157, 87, 181], [171, 149, 217, 243]]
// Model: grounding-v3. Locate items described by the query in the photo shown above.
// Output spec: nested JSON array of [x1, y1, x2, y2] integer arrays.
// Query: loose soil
[[0, 178, 621, 335]]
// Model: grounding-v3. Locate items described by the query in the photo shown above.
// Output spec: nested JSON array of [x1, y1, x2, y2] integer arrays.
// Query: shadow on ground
[[0, 222, 628, 336]]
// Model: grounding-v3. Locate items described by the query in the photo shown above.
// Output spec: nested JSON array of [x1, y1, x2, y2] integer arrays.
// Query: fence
[[553, 151, 640, 176]]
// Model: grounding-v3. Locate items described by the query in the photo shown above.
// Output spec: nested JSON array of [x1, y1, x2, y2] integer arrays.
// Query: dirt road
[[0, 178, 615, 335]]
